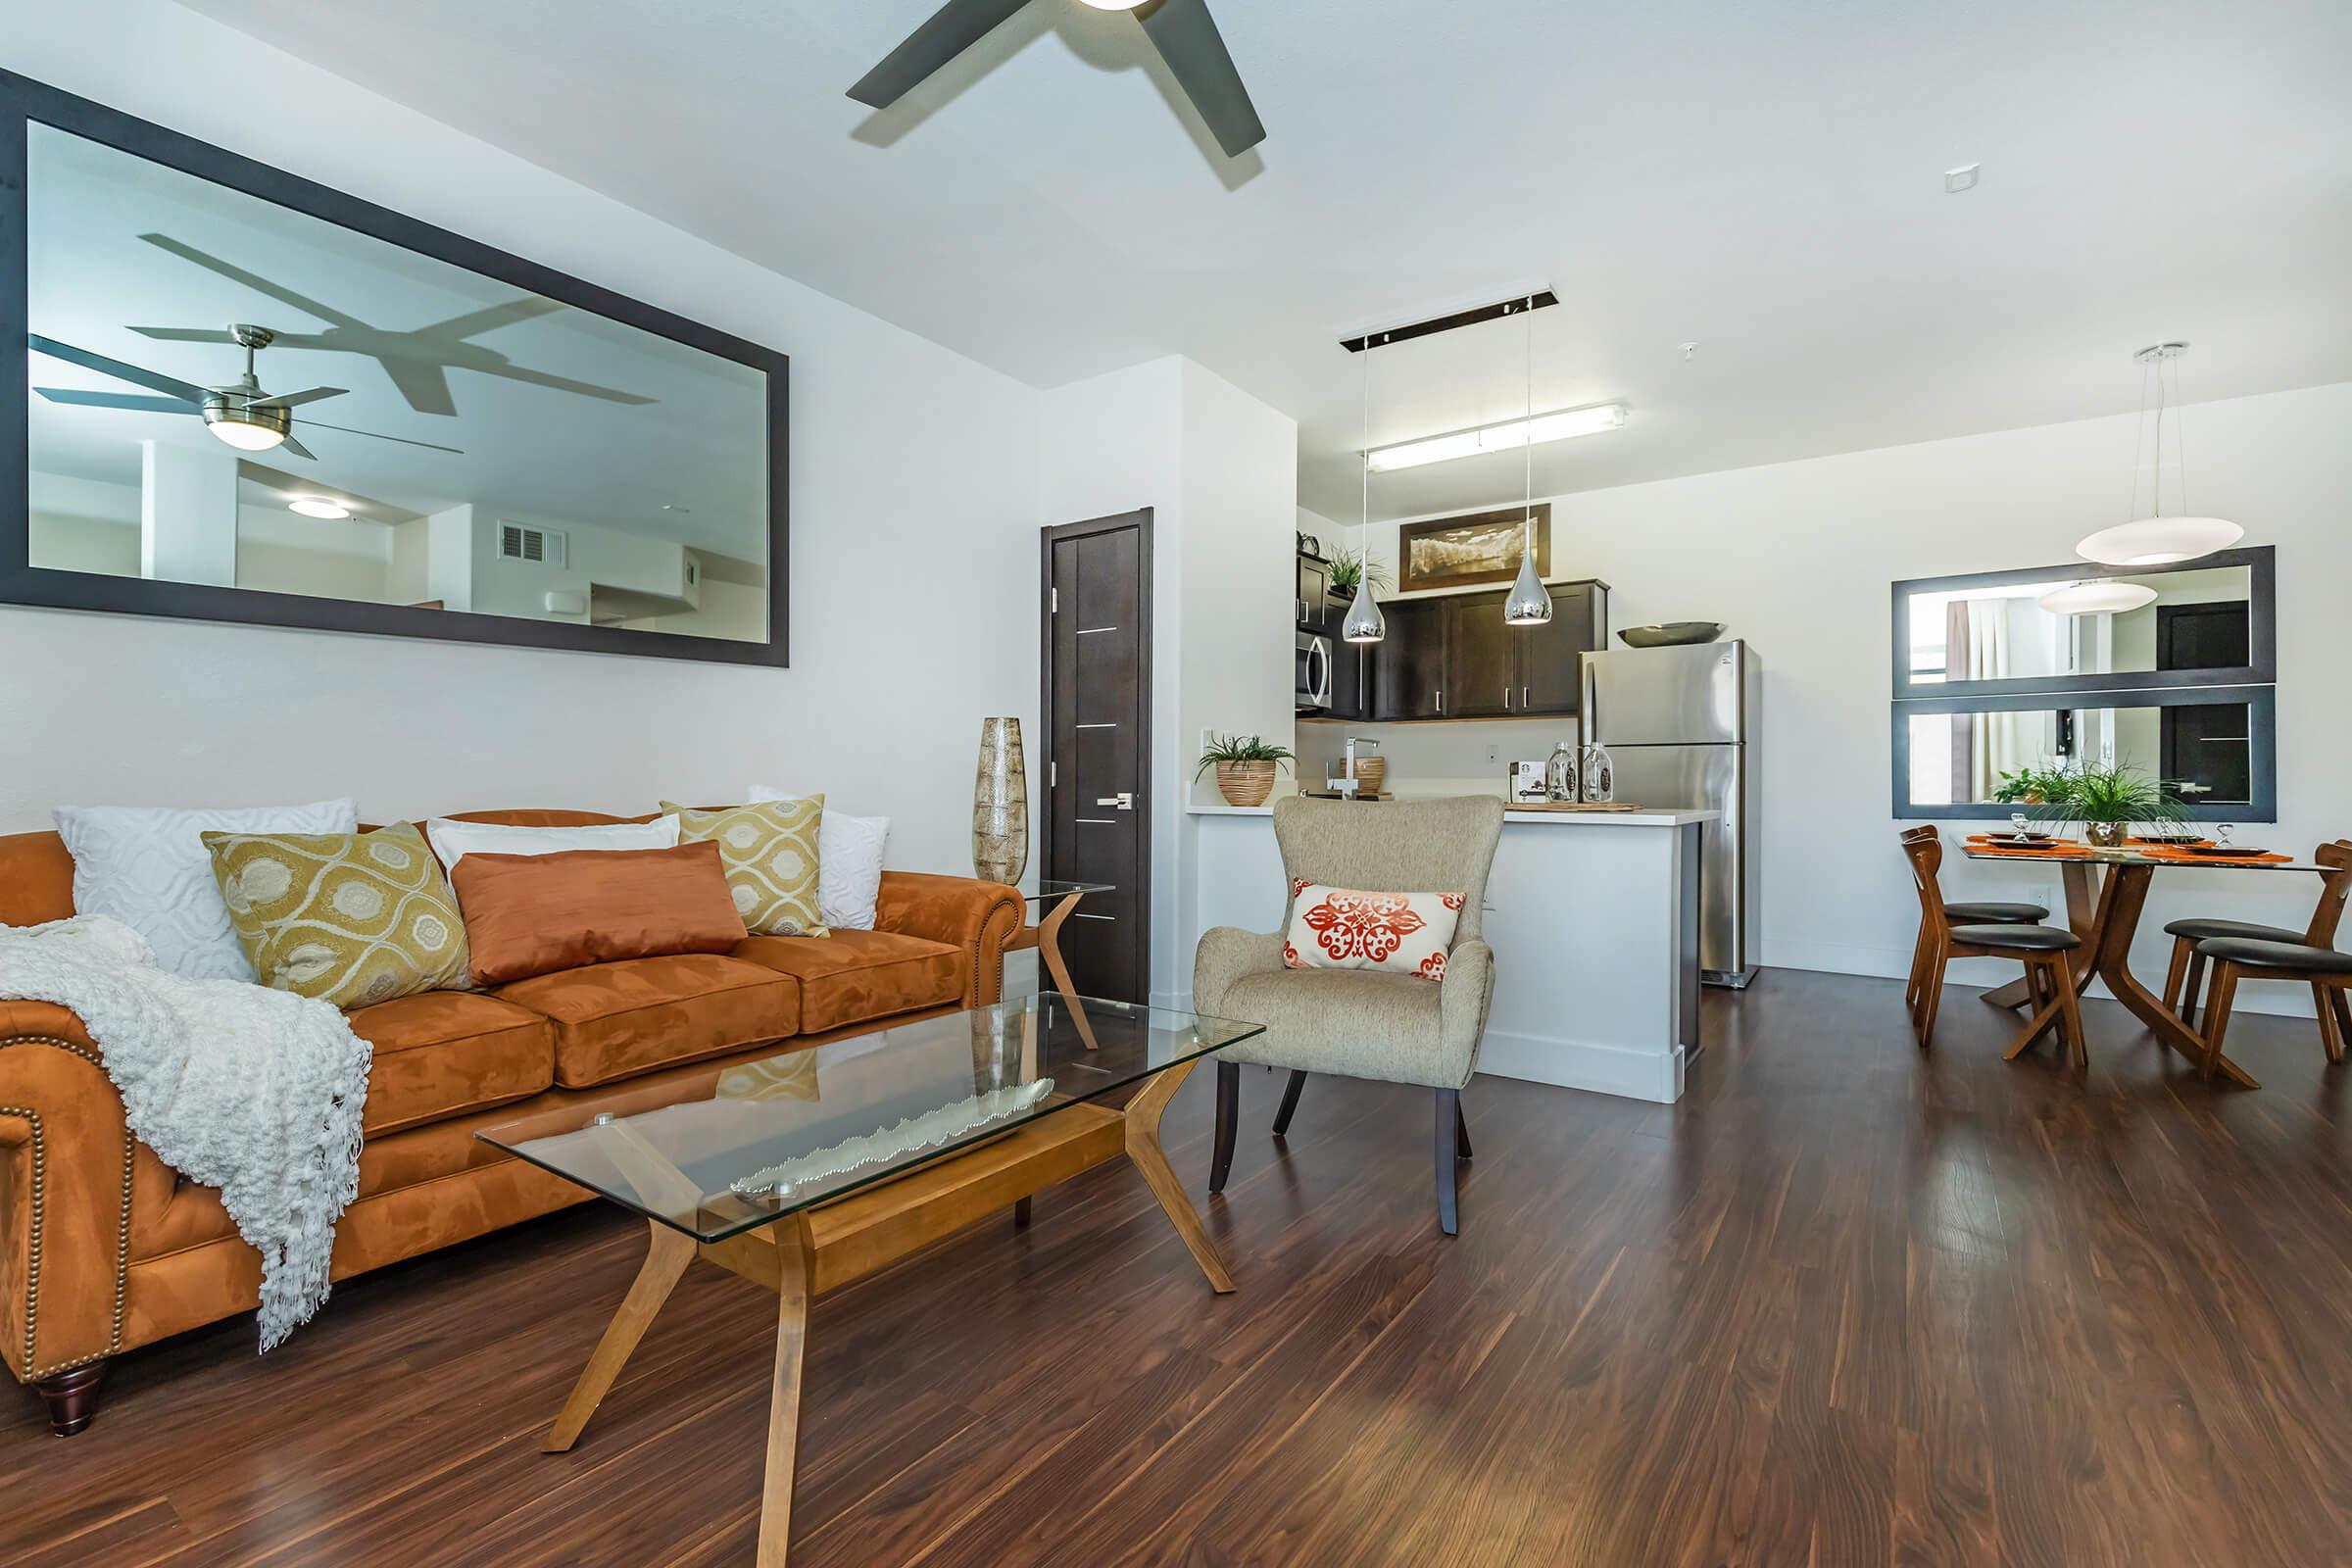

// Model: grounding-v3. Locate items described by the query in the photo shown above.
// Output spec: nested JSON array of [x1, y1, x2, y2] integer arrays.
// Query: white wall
[[1040, 357, 1297, 1004], [0, 0, 1044, 878], [1348, 380, 2352, 1015]]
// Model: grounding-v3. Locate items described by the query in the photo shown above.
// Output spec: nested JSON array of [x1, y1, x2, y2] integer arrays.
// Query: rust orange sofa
[[0, 808, 1024, 1435]]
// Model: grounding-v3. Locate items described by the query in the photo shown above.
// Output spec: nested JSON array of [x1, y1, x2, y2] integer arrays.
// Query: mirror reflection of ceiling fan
[[125, 233, 658, 418], [29, 325, 466, 461], [851, 0, 1264, 158]]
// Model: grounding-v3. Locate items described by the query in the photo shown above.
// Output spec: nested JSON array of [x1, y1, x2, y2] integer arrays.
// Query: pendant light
[[2036, 579, 2158, 616], [2077, 343, 2242, 566], [1340, 330, 1386, 644], [1502, 296, 1550, 626]]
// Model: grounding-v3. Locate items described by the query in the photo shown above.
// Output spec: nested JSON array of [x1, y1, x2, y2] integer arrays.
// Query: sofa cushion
[[732, 929, 960, 1033], [454, 842, 748, 984], [497, 954, 799, 1089], [342, 991, 555, 1137]]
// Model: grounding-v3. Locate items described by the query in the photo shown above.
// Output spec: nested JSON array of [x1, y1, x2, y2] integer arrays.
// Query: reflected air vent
[[498, 522, 566, 567]]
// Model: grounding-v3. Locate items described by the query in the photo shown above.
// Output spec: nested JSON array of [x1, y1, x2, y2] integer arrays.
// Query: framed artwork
[[1397, 505, 1549, 592]]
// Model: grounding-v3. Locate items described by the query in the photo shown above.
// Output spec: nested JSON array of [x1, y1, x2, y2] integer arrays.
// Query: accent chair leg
[[1454, 1097, 1472, 1160], [1271, 1069, 1307, 1137], [33, 1361, 108, 1438], [1207, 1060, 1240, 1194], [1434, 1087, 1460, 1237]]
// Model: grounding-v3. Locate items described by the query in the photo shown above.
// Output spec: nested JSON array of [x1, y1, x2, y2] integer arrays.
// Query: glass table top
[[1021, 880, 1114, 902], [1960, 842, 2326, 872], [477, 994, 1259, 1243]]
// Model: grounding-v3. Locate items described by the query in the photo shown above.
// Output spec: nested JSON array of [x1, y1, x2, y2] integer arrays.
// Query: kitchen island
[[1185, 798, 1716, 1102]]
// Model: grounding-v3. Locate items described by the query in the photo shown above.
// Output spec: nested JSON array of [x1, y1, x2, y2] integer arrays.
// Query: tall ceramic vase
[[972, 717, 1029, 885]]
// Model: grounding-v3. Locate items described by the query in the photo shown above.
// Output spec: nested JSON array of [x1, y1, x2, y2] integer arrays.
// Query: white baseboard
[[1475, 1027, 1685, 1103]]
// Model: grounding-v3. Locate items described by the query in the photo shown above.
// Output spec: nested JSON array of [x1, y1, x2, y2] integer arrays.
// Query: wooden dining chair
[[1902, 831, 2088, 1065], [1899, 826, 2050, 1011], [2190, 842, 2352, 1076], [2163, 839, 2352, 1026]]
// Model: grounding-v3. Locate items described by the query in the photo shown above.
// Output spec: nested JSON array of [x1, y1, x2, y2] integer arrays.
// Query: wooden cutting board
[[1507, 801, 1645, 812]]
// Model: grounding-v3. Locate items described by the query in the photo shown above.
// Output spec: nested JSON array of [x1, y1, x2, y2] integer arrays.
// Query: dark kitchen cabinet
[[1296, 556, 1332, 631], [1369, 580, 1608, 721], [1329, 636, 1370, 722]]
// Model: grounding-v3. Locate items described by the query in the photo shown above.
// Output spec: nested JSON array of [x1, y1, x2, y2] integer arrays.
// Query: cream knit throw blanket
[[0, 915, 371, 1350]]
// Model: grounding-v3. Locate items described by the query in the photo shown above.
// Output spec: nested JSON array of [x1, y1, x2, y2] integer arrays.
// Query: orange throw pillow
[[452, 841, 749, 985]]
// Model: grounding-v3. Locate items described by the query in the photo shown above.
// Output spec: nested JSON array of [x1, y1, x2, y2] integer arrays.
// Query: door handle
[[1095, 793, 1135, 809]]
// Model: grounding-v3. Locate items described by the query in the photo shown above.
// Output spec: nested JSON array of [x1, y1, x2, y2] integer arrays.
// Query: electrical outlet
[[1487, 743, 1499, 764]]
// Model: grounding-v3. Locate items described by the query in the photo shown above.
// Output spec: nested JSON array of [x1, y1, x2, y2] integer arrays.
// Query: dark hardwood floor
[[9, 971, 2352, 1567]]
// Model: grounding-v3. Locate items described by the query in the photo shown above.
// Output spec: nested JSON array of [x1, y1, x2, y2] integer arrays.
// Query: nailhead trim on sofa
[[2, 1036, 133, 1382]]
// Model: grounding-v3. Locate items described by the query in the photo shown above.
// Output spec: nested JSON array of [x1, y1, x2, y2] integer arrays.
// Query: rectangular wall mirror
[[1890, 547, 2272, 700], [3, 73, 789, 665], [1893, 687, 2276, 821]]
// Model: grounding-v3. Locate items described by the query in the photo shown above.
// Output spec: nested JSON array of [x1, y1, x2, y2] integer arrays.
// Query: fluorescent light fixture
[[287, 497, 351, 520], [2037, 580, 2158, 616], [1366, 403, 1627, 472]]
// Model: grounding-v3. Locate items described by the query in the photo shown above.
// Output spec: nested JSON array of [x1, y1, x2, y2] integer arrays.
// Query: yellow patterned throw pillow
[[660, 798, 828, 938], [202, 822, 471, 1007]]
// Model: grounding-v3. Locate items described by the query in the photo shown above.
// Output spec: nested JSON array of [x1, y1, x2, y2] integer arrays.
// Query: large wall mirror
[[1890, 547, 2272, 701], [2, 72, 789, 665]]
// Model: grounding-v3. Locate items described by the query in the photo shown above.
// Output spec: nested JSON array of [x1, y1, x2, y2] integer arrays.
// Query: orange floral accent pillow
[[1282, 879, 1464, 980]]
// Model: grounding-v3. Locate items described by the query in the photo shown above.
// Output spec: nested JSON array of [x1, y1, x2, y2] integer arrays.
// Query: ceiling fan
[[126, 232, 656, 418], [30, 326, 465, 461], [850, 0, 1265, 158]]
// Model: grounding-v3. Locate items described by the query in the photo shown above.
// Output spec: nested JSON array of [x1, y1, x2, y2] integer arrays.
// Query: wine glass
[[2009, 811, 2031, 842]]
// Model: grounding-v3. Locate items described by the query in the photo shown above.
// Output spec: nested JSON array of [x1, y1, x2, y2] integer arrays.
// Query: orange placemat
[[2131, 844, 2295, 865], [1972, 843, 2096, 859]]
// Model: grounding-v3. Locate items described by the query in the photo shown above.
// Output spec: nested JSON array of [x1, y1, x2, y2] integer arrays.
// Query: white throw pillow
[[422, 816, 682, 881], [749, 787, 890, 931], [55, 799, 359, 981], [1281, 879, 1464, 981]]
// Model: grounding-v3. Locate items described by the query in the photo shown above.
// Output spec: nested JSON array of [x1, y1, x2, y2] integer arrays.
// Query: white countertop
[[1190, 799, 1714, 827]]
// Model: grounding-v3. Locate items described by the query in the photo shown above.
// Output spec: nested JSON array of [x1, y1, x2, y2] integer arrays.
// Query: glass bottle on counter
[[1544, 739, 1579, 802], [1580, 742, 1615, 803]]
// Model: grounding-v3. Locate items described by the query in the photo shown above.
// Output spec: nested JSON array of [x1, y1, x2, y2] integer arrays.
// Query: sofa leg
[[1435, 1088, 1460, 1236], [1271, 1069, 1307, 1137], [1454, 1096, 1472, 1160], [33, 1361, 108, 1437], [1208, 1061, 1239, 1194]]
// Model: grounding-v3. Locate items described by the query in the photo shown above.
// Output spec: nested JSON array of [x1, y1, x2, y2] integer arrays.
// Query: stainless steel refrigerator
[[1581, 641, 1760, 988]]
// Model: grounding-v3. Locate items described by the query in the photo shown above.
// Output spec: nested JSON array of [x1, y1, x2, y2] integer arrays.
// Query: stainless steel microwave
[[1296, 631, 1332, 711]]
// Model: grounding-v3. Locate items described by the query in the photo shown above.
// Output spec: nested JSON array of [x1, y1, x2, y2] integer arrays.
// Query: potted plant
[[1324, 547, 1391, 598], [1992, 764, 2072, 806], [2030, 760, 2184, 848], [1196, 733, 1295, 807]]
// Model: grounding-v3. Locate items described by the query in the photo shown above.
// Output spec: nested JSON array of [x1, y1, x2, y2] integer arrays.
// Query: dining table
[[1961, 835, 2328, 1089]]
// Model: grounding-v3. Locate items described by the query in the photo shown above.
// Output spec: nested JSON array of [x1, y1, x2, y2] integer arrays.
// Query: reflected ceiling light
[[1341, 327, 1386, 645], [2078, 343, 2243, 566], [1366, 402, 1627, 473], [287, 497, 351, 520], [2037, 580, 2158, 616], [1076, 0, 1141, 7], [1502, 299, 1551, 627]]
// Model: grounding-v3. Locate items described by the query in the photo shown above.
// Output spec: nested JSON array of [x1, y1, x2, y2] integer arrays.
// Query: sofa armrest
[[872, 872, 1026, 1007], [1193, 926, 1287, 1017], [0, 1003, 138, 1387]]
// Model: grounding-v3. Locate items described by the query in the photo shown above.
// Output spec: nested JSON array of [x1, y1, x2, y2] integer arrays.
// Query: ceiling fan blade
[[469, 362, 656, 406], [250, 386, 349, 410], [414, 295, 564, 342], [278, 432, 318, 462], [139, 232, 368, 328], [27, 334, 211, 404], [848, 0, 1034, 110], [1135, 0, 1264, 157], [297, 417, 466, 456], [127, 325, 240, 344], [34, 387, 199, 415]]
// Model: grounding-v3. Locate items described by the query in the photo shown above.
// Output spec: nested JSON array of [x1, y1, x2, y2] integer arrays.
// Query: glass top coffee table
[[479, 991, 1262, 1566]]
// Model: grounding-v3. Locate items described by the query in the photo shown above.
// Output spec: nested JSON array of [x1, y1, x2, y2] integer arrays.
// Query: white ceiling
[[178, 0, 2352, 523]]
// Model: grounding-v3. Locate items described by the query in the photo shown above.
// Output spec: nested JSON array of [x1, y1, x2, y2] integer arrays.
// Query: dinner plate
[[2185, 844, 2270, 858]]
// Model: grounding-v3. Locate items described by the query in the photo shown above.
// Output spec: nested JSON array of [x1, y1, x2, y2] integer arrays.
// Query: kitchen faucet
[[1327, 737, 1380, 799]]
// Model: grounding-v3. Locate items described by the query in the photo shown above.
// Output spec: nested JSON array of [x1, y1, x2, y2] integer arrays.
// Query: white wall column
[[423, 504, 475, 612], [138, 438, 238, 586]]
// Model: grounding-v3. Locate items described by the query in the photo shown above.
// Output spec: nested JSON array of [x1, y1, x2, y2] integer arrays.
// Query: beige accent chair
[[1193, 795, 1505, 1234]]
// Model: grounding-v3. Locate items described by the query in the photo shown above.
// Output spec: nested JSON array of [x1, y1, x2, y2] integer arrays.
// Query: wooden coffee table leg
[[543, 1220, 696, 1453], [1123, 1056, 1236, 1295], [757, 1214, 817, 1568], [1037, 893, 1102, 1052]]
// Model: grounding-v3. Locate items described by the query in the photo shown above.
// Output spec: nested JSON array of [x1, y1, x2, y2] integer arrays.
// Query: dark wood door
[[1518, 583, 1604, 713], [1042, 511, 1152, 1004], [1373, 599, 1446, 718], [1444, 591, 1515, 717]]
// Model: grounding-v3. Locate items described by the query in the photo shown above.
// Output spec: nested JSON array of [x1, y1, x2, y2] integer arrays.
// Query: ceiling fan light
[[288, 497, 351, 520], [2075, 516, 2243, 566], [2037, 580, 2160, 616], [1075, 0, 1142, 7], [204, 416, 285, 452]]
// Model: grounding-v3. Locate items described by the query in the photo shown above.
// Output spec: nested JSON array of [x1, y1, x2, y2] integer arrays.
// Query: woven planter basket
[[1348, 757, 1387, 795], [1215, 760, 1277, 807]]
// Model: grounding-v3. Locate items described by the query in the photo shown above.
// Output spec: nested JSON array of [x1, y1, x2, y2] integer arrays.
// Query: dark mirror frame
[[0, 70, 790, 666], [1888, 545, 2273, 701], [1889, 684, 2277, 823]]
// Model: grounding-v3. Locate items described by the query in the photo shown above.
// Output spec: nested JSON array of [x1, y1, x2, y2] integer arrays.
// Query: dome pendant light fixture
[[2037, 579, 2159, 617], [1341, 332, 1386, 645], [2077, 343, 2242, 566], [1502, 297, 1551, 627]]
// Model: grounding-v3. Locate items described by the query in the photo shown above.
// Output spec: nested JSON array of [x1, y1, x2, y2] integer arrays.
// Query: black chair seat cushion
[[1948, 922, 2081, 953], [2195, 937, 2352, 976], [2163, 916, 2303, 944], [1944, 901, 2049, 924]]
